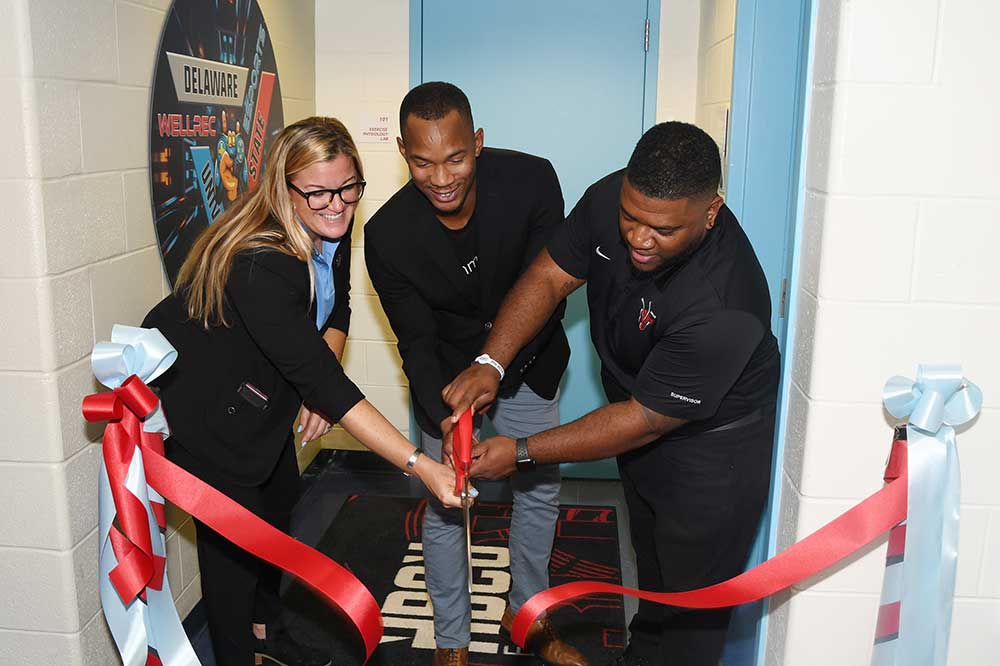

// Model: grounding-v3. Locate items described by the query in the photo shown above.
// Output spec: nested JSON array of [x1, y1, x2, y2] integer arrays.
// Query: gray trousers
[[420, 383, 562, 648]]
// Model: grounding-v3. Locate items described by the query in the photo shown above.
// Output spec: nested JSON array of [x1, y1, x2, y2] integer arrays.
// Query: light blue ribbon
[[873, 364, 981, 666], [93, 325, 200, 666]]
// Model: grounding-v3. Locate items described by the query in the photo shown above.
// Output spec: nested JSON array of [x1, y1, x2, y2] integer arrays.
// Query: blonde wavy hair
[[175, 116, 363, 328]]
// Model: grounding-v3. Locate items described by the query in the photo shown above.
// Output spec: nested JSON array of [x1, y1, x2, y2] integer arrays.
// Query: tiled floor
[[184, 450, 638, 664]]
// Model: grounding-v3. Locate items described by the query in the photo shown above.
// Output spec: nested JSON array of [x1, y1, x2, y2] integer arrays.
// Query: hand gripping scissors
[[453, 407, 475, 594]]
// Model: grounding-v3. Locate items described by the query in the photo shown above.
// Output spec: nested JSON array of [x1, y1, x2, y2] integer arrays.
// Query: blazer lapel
[[475, 176, 505, 316]]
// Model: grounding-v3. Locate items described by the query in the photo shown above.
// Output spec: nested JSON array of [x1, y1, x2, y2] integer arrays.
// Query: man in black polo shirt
[[443, 122, 780, 666]]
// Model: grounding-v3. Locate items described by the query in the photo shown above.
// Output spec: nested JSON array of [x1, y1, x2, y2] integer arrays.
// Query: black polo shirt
[[547, 170, 780, 438]]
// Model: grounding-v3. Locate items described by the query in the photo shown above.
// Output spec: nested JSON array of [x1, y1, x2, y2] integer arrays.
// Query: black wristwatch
[[514, 437, 535, 472]]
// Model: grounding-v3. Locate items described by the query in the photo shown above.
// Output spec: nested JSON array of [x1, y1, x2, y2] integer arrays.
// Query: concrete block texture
[[778, 1, 1000, 661], [781, 591, 879, 665], [0, 460, 73, 549], [314, 0, 409, 55], [811, 0, 846, 86], [0, 368, 63, 463], [0, 179, 45, 278], [57, 358, 103, 461], [27, 0, 117, 81], [79, 84, 149, 173], [0, 443, 100, 550], [365, 341, 406, 387], [49, 269, 96, 369], [0, 78, 39, 179], [282, 97, 316, 125], [0, 533, 94, 632], [811, 194, 917, 302], [0, 0, 31, 79], [42, 173, 126, 274], [0, 278, 51, 372], [348, 294, 397, 342], [364, 384, 410, 431], [845, 0, 940, 83], [0, 627, 86, 665], [980, 507, 1000, 598], [123, 170, 157, 252], [805, 300, 1000, 410], [783, 388, 894, 500], [90, 247, 165, 342], [948, 599, 1000, 665], [913, 200, 1000, 305], [34, 79, 83, 178], [116, 1, 165, 87]]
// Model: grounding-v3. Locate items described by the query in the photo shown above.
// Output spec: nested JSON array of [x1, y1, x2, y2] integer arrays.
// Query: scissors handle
[[453, 407, 474, 495]]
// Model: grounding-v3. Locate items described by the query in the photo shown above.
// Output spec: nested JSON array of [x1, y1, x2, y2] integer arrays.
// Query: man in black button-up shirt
[[445, 122, 780, 666], [365, 82, 585, 666]]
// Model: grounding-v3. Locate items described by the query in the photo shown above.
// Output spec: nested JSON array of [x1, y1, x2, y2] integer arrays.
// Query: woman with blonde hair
[[144, 116, 460, 666]]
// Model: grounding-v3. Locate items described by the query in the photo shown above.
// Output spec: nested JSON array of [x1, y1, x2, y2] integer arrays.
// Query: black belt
[[700, 408, 766, 435]]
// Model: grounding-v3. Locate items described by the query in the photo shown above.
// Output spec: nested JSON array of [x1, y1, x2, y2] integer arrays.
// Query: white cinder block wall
[[0, 0, 314, 663], [656, 0, 700, 124], [313, 0, 414, 449], [695, 0, 736, 178], [768, 1, 1000, 664]]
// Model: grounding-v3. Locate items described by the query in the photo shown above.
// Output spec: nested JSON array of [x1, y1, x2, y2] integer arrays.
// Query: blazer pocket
[[204, 382, 275, 448]]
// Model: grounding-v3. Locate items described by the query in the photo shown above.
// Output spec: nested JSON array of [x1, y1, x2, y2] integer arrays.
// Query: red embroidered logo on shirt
[[638, 298, 656, 331]]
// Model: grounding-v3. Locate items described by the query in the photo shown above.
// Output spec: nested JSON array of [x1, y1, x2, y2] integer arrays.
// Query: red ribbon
[[511, 440, 909, 647], [84, 375, 383, 662]]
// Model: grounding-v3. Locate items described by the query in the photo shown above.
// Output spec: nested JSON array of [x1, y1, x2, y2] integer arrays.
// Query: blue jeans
[[420, 383, 561, 648]]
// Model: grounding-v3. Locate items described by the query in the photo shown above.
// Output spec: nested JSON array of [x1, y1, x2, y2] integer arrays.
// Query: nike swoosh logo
[[595, 246, 611, 261]]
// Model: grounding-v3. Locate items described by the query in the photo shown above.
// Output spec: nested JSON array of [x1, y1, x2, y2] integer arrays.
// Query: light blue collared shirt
[[311, 238, 340, 330]]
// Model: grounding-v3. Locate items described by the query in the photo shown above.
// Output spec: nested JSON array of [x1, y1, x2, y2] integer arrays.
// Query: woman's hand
[[413, 454, 472, 509], [297, 404, 332, 445]]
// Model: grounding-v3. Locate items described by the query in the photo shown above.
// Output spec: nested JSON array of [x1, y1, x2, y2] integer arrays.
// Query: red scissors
[[453, 407, 474, 594]]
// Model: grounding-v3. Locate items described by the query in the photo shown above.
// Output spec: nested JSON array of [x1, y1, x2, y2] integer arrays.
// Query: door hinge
[[644, 19, 650, 52], [779, 278, 788, 318]]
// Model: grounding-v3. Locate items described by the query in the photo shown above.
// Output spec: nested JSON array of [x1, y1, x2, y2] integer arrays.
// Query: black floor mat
[[282, 495, 627, 665]]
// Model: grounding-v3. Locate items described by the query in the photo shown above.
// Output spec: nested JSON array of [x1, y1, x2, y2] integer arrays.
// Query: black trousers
[[166, 435, 300, 666], [617, 414, 774, 665]]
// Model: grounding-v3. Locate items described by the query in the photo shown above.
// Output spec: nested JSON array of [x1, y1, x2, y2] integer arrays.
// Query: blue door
[[413, 0, 658, 478]]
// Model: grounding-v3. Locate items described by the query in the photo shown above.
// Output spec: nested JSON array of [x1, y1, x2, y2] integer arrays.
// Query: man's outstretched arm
[[442, 248, 584, 415], [469, 397, 688, 479]]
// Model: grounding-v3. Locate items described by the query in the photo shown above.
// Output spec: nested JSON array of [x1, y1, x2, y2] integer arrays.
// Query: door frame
[[407, 1, 817, 663], [725, 0, 816, 662]]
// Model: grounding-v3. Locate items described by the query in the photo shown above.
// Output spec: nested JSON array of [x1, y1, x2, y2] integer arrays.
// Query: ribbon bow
[[883, 364, 982, 435], [510, 365, 981, 665], [871, 364, 981, 666], [91, 325, 177, 390], [83, 325, 196, 666], [84, 327, 384, 665]]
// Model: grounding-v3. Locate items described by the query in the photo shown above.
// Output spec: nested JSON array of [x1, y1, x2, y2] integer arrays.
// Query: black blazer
[[365, 148, 570, 437], [143, 237, 363, 486]]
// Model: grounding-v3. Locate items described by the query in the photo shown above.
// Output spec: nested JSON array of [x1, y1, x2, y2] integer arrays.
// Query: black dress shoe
[[253, 624, 332, 666]]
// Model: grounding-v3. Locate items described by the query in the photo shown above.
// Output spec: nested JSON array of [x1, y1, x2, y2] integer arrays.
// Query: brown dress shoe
[[433, 647, 469, 666], [501, 605, 589, 666]]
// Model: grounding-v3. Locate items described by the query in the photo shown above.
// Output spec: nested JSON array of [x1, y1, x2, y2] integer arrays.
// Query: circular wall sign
[[149, 0, 284, 285]]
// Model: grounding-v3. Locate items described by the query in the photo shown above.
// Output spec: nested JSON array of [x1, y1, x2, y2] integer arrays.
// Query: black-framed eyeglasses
[[287, 180, 366, 210]]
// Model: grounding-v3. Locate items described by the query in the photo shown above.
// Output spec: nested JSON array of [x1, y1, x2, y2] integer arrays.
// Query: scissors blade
[[463, 478, 473, 594]]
